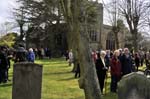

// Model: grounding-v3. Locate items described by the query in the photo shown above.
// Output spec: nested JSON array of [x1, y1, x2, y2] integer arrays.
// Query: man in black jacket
[[120, 48, 133, 76], [0, 46, 9, 83]]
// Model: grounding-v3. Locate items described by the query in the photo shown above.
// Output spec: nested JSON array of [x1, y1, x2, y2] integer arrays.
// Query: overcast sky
[[0, 0, 102, 26], [0, 0, 20, 34], [0, 0, 149, 36], [0, 0, 103, 33], [0, 0, 18, 23]]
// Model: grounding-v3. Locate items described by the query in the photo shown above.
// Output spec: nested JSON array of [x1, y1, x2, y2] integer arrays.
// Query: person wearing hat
[[14, 43, 27, 63]]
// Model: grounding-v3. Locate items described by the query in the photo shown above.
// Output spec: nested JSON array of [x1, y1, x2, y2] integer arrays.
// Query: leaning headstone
[[118, 72, 150, 99], [12, 62, 43, 99]]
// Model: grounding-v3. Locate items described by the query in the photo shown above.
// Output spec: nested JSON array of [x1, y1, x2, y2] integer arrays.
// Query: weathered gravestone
[[118, 72, 150, 99], [12, 62, 43, 99]]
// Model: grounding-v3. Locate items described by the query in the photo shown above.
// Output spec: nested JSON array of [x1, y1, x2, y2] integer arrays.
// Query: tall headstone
[[118, 72, 150, 99], [12, 62, 43, 99]]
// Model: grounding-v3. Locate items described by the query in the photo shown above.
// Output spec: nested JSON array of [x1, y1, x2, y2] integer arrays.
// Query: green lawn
[[0, 58, 119, 99]]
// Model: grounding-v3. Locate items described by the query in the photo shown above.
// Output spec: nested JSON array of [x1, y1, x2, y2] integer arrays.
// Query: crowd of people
[[65, 48, 150, 94], [1, 44, 150, 94], [0, 44, 35, 83], [93, 48, 150, 94], [0, 44, 52, 84]]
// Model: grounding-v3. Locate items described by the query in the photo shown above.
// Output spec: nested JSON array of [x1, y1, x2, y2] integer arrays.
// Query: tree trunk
[[71, 16, 102, 99], [72, 0, 102, 99], [78, 33, 102, 99], [132, 30, 138, 52], [19, 24, 24, 42], [60, 0, 102, 98], [71, 49, 79, 72], [114, 32, 119, 49]]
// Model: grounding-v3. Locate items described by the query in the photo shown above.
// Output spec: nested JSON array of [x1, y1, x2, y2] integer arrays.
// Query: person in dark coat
[[6, 49, 13, 81], [110, 50, 122, 93], [95, 51, 108, 94], [47, 48, 52, 59], [38, 48, 42, 59], [33, 48, 38, 59], [74, 63, 80, 78], [134, 53, 140, 71], [105, 50, 111, 68], [120, 48, 133, 76], [0, 46, 9, 83], [139, 50, 145, 66], [14, 43, 27, 63]]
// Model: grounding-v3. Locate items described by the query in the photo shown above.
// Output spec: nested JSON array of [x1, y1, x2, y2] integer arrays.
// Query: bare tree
[[141, 4, 150, 32], [102, 0, 126, 49], [14, 7, 26, 42], [118, 0, 150, 51], [0, 22, 16, 36]]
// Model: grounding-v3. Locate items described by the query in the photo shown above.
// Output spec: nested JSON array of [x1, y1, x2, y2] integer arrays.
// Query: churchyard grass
[[2, 58, 146, 99]]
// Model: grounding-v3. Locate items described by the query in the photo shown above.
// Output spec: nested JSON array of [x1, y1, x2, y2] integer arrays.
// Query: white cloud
[[0, 0, 19, 33], [0, 0, 19, 22]]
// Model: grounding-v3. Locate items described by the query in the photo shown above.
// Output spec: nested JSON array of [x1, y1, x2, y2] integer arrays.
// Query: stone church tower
[[89, 2, 126, 50], [88, 3, 103, 50]]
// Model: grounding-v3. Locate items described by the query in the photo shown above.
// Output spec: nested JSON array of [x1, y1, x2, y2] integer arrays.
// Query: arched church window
[[106, 32, 115, 50], [89, 29, 97, 42]]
